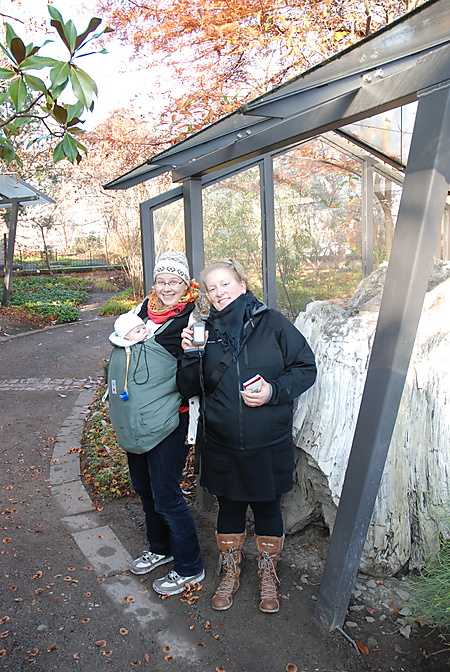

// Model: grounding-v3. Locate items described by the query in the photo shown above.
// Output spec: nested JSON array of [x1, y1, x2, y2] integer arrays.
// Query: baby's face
[[125, 324, 148, 342]]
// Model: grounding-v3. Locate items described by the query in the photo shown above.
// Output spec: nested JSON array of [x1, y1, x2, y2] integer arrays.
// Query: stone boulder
[[284, 260, 450, 576]]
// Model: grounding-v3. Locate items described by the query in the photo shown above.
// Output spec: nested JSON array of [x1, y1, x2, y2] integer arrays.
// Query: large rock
[[284, 261, 450, 576]]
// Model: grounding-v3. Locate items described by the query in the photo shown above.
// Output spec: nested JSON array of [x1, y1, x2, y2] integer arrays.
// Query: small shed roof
[[0, 173, 54, 207]]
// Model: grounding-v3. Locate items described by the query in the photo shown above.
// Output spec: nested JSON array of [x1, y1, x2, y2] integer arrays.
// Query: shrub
[[8, 276, 90, 324], [99, 288, 144, 316]]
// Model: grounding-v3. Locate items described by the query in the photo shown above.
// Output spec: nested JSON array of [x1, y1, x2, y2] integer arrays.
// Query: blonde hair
[[200, 258, 251, 292]]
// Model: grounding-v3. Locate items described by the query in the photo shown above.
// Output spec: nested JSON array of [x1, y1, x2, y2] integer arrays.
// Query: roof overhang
[[104, 0, 449, 190]]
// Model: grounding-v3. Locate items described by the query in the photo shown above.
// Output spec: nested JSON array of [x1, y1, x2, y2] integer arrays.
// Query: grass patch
[[99, 288, 144, 316], [92, 278, 118, 292], [8, 276, 90, 324], [410, 538, 450, 632], [81, 383, 133, 502]]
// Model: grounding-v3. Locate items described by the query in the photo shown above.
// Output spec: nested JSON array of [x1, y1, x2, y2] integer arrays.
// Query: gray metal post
[[315, 84, 450, 630], [2, 200, 19, 306], [139, 201, 156, 295], [361, 160, 374, 278], [260, 157, 277, 308], [183, 178, 204, 281]]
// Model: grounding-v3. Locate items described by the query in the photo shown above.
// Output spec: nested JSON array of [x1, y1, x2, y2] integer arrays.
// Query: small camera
[[192, 321, 206, 346]]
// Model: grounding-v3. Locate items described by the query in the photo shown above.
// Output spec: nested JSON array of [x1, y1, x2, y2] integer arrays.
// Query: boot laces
[[215, 548, 239, 597], [258, 551, 280, 599]]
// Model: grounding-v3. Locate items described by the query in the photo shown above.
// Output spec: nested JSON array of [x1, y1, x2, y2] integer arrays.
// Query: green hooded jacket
[[108, 333, 181, 454]]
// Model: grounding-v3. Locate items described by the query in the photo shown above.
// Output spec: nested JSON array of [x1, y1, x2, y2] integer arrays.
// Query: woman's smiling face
[[204, 268, 247, 311], [154, 273, 188, 306]]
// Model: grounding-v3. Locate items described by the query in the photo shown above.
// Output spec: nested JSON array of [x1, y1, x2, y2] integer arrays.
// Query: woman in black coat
[[178, 258, 316, 614]]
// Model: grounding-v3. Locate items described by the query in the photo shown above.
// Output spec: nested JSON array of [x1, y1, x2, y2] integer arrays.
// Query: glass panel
[[373, 171, 402, 264], [273, 139, 363, 320], [202, 166, 263, 298], [342, 102, 417, 166], [153, 199, 185, 259]]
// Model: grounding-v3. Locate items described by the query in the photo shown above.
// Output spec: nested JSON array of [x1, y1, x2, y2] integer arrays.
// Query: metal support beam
[[2, 200, 20, 306], [314, 84, 450, 630], [362, 160, 374, 277], [260, 157, 277, 308], [140, 201, 156, 294], [183, 178, 204, 281]]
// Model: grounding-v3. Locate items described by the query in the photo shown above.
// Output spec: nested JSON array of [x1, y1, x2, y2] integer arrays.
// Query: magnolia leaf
[[5, 24, 20, 51], [62, 132, 79, 163], [52, 103, 68, 125], [50, 62, 70, 87], [25, 44, 40, 58], [10, 37, 26, 65], [0, 68, 15, 80], [47, 5, 64, 24], [50, 20, 71, 53], [0, 91, 8, 105], [22, 73, 47, 93], [9, 77, 28, 111], [69, 65, 97, 109], [0, 138, 18, 165], [19, 54, 61, 70], [52, 139, 66, 163], [62, 19, 78, 54], [66, 100, 84, 122], [75, 17, 102, 50]]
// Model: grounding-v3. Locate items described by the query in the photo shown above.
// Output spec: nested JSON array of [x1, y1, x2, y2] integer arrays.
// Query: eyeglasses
[[155, 279, 184, 288]]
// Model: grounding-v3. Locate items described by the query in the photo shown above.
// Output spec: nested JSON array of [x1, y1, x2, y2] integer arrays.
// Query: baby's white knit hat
[[109, 313, 146, 347], [153, 250, 190, 285]]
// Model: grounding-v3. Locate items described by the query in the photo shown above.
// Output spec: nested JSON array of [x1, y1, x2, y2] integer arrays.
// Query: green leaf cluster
[[0, 4, 113, 166], [8, 275, 89, 323]]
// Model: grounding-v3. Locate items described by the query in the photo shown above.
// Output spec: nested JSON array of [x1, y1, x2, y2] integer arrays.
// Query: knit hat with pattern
[[153, 250, 190, 285]]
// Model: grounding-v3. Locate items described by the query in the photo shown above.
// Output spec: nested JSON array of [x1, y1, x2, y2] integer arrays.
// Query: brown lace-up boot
[[256, 535, 284, 613], [212, 532, 246, 611]]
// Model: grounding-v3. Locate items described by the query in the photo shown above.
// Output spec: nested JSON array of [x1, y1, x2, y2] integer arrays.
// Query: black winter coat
[[177, 300, 316, 450]]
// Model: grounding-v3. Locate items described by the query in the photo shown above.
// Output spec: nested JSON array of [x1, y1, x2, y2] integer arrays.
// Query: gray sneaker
[[152, 569, 205, 596], [129, 551, 174, 575]]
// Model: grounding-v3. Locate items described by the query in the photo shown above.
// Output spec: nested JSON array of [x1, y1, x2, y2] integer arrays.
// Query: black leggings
[[216, 495, 283, 537]]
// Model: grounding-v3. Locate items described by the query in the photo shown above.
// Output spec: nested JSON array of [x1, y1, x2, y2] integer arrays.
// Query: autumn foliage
[[95, 0, 424, 151]]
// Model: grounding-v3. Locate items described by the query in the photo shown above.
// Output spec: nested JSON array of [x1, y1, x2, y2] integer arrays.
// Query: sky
[[2, 0, 152, 130]]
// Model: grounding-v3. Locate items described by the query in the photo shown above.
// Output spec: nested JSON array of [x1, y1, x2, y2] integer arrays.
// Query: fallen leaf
[[0, 649, 7, 659], [164, 655, 175, 661], [2, 538, 12, 544], [95, 640, 107, 647], [130, 661, 142, 666], [144, 653, 150, 662], [286, 665, 298, 672], [73, 653, 80, 659], [197, 642, 206, 647], [120, 628, 129, 635], [214, 634, 220, 639], [0, 617, 10, 625], [355, 640, 370, 655], [0, 632, 8, 639], [81, 618, 90, 624], [163, 645, 170, 652], [205, 620, 211, 629], [46, 643, 58, 652], [123, 595, 136, 603]]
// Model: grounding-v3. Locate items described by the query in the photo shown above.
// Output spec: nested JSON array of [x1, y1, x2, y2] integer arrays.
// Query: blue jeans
[[127, 413, 203, 577]]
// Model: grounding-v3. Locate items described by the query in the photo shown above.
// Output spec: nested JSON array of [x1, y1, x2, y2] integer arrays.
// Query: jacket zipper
[[236, 357, 245, 450]]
